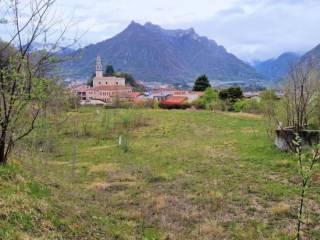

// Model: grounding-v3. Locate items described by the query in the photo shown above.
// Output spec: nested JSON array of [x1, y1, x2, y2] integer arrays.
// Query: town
[[70, 56, 284, 109]]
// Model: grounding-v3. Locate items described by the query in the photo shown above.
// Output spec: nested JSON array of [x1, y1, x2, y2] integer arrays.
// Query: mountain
[[24, 42, 76, 56], [62, 21, 262, 83], [253, 52, 301, 81], [300, 44, 320, 66]]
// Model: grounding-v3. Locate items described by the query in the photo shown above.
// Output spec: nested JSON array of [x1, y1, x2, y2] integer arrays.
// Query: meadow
[[1, 108, 320, 239]]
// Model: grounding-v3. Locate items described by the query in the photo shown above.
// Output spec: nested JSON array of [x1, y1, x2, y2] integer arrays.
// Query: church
[[72, 56, 133, 104], [92, 56, 126, 87]]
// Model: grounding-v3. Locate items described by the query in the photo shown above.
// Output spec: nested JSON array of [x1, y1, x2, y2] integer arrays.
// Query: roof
[[93, 85, 132, 91], [129, 92, 143, 98], [243, 91, 261, 98], [93, 76, 125, 81], [194, 92, 205, 97], [71, 85, 90, 92], [161, 96, 188, 105]]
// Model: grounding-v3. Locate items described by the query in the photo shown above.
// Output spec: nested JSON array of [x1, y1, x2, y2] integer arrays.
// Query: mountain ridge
[[62, 21, 263, 83]]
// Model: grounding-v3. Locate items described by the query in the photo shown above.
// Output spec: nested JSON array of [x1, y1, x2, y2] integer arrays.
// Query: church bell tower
[[96, 55, 103, 78]]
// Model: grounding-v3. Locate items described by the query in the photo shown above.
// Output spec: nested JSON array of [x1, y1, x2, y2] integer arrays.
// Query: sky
[[1, 0, 320, 62]]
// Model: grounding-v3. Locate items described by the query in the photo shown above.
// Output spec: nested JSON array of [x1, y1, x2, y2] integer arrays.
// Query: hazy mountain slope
[[253, 52, 301, 81], [300, 44, 320, 66]]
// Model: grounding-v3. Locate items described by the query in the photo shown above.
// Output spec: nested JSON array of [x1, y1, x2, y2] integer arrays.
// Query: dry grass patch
[[276, 159, 291, 168], [87, 144, 117, 152], [154, 195, 167, 212], [270, 202, 291, 216], [89, 163, 120, 174], [222, 111, 263, 120], [192, 219, 228, 239], [89, 181, 137, 192]]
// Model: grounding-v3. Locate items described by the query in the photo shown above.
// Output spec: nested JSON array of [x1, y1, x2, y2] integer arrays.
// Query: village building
[[151, 88, 204, 103]]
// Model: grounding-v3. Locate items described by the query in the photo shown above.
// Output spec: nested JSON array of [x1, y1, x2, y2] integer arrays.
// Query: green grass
[[1, 108, 320, 239]]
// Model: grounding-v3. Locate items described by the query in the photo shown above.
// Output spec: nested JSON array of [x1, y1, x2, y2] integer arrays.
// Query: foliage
[[218, 87, 243, 103], [218, 87, 244, 111], [104, 65, 115, 76], [234, 98, 262, 114], [260, 89, 278, 102], [193, 75, 211, 92], [87, 73, 95, 87], [192, 87, 219, 110], [159, 103, 191, 110], [115, 72, 146, 92]]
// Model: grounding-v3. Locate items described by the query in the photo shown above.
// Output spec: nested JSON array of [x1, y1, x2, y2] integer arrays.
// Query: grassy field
[[1, 108, 320, 239]]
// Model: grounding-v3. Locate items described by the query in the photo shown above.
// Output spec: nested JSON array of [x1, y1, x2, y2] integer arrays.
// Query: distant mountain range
[[253, 52, 301, 81], [252, 44, 320, 82], [61, 21, 262, 84]]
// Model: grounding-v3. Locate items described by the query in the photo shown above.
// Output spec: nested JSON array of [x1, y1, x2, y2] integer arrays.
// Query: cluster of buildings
[[70, 56, 133, 105], [70, 56, 204, 106]]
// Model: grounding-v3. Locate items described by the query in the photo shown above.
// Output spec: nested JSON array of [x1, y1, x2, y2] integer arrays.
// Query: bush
[[234, 98, 262, 114], [218, 87, 243, 103], [159, 103, 191, 110], [191, 98, 205, 109], [192, 87, 219, 110], [218, 87, 244, 111]]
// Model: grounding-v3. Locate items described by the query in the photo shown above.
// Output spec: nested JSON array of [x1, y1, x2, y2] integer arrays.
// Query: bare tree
[[0, 0, 75, 164], [284, 61, 320, 132]]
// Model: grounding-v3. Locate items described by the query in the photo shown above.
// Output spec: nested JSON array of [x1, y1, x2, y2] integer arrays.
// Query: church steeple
[[96, 55, 103, 78]]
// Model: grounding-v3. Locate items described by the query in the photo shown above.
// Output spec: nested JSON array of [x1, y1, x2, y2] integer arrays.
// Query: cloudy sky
[[1, 0, 320, 62]]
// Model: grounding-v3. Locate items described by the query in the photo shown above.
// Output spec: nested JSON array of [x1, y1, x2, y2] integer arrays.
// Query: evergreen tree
[[87, 73, 95, 87], [104, 65, 115, 76], [193, 75, 211, 91], [115, 72, 146, 92]]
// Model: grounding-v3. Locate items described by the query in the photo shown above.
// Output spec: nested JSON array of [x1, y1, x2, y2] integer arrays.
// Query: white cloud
[[1, 0, 320, 61]]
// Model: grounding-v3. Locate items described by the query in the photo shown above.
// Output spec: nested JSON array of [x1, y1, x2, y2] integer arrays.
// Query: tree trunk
[[0, 141, 7, 165]]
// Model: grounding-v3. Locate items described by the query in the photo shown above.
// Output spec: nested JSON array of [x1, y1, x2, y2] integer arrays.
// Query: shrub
[[218, 87, 244, 111], [191, 97, 205, 109], [192, 87, 219, 110], [234, 98, 262, 114], [218, 87, 243, 103], [159, 103, 191, 110]]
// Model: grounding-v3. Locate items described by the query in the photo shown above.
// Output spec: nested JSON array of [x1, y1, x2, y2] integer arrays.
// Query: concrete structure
[[275, 128, 320, 151]]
